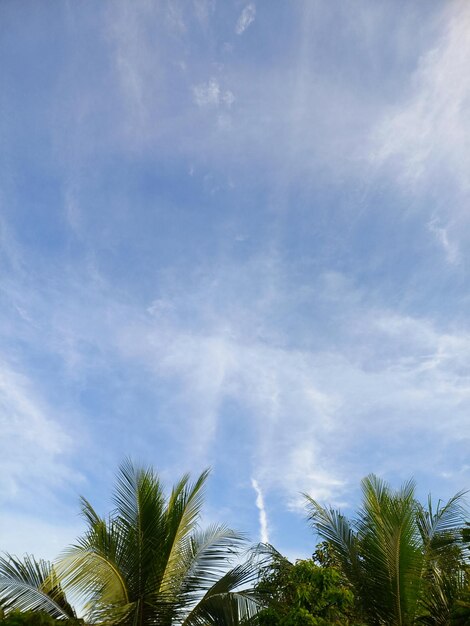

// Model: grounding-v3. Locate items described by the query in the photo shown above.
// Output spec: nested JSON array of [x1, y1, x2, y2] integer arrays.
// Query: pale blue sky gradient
[[0, 0, 469, 561]]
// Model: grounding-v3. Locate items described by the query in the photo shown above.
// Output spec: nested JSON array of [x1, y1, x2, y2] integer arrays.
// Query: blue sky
[[1, 0, 470, 562]]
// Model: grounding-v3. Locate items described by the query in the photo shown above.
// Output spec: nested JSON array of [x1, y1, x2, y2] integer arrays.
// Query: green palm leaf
[[306, 474, 468, 626], [416, 490, 468, 553], [182, 562, 261, 626], [57, 460, 258, 626], [416, 491, 468, 625], [159, 470, 210, 599], [0, 554, 75, 619], [305, 496, 362, 595], [358, 475, 422, 626]]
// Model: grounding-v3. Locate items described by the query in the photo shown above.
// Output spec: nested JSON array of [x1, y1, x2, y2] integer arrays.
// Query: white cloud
[[0, 361, 80, 502], [116, 320, 344, 498], [105, 263, 470, 507], [222, 90, 235, 107], [428, 217, 460, 265], [251, 479, 269, 544], [1, 227, 469, 524], [103, 1, 181, 143], [2, 225, 469, 511], [193, 78, 221, 106], [91, 1, 385, 185], [4, 0, 470, 560], [193, 78, 234, 108], [106, 4, 148, 134], [372, 1, 470, 192], [235, 3, 256, 35]]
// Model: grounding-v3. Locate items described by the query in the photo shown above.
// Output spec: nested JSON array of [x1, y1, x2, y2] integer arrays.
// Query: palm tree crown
[[306, 474, 468, 626], [57, 460, 258, 626]]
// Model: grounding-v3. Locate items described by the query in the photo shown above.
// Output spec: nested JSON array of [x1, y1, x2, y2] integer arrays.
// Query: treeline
[[0, 460, 469, 625], [0, 612, 81, 626]]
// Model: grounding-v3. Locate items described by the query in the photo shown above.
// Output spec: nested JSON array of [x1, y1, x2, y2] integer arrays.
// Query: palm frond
[[159, 469, 210, 596], [305, 495, 362, 594], [358, 475, 423, 625], [56, 513, 129, 622], [0, 554, 75, 619], [58, 460, 260, 626], [417, 490, 468, 554], [112, 459, 169, 603], [182, 590, 260, 626], [175, 524, 247, 608], [248, 542, 292, 577], [182, 562, 261, 626]]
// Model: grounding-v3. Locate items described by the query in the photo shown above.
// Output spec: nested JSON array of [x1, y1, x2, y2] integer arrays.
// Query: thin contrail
[[251, 478, 270, 544]]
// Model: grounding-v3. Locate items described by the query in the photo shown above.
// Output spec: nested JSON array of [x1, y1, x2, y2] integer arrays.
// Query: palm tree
[[416, 493, 469, 625], [0, 554, 75, 619], [305, 474, 468, 626], [57, 460, 259, 626]]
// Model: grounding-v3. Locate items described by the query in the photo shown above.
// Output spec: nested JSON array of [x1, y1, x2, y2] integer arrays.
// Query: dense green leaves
[[0, 556, 75, 620], [306, 474, 468, 626], [56, 460, 259, 626], [1, 464, 469, 626], [254, 548, 360, 626], [0, 611, 81, 626]]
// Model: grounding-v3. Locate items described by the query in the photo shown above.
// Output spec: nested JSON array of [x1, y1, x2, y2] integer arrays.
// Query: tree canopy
[[0, 465, 469, 626], [306, 474, 469, 626]]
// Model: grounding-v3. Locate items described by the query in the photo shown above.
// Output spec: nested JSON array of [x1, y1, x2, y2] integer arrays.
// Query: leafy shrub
[[0, 611, 82, 626]]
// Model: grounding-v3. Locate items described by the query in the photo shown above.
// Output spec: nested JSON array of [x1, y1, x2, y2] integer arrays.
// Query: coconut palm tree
[[305, 474, 468, 626], [415, 492, 469, 625], [0, 554, 75, 619], [57, 460, 259, 626]]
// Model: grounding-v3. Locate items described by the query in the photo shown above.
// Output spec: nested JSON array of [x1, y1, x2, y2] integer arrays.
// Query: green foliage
[[0, 610, 81, 626], [306, 475, 468, 626], [311, 542, 341, 570], [0, 556, 75, 619], [1, 466, 469, 626], [57, 459, 259, 626], [255, 550, 360, 626], [451, 579, 470, 626]]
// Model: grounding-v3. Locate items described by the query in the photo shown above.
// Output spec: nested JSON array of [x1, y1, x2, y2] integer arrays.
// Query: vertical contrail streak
[[251, 478, 270, 544]]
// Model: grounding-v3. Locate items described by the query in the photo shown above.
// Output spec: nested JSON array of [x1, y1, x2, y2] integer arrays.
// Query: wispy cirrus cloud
[[2, 0, 469, 561], [427, 218, 460, 265], [0, 355, 84, 559], [0, 361, 75, 499], [100, 261, 470, 513], [1, 225, 470, 549], [372, 1, 470, 192], [193, 79, 235, 107], [366, 1, 470, 264], [235, 3, 256, 35]]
